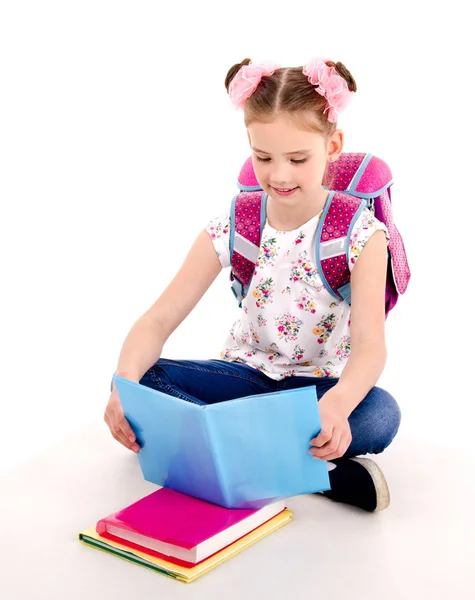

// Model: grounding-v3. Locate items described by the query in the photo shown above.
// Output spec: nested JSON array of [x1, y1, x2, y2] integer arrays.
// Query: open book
[[113, 375, 330, 509]]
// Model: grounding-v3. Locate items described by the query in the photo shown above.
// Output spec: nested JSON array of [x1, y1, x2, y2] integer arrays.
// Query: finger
[[320, 436, 352, 461], [111, 397, 135, 444], [112, 424, 140, 452], [310, 427, 334, 448], [116, 413, 137, 445], [311, 433, 341, 459], [105, 412, 139, 453], [110, 419, 131, 447]]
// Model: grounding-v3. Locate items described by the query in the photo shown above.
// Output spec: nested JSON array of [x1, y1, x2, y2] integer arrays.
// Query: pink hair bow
[[303, 58, 353, 123], [229, 61, 281, 109]]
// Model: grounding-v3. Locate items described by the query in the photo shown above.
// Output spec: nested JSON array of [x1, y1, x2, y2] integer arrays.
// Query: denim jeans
[[138, 358, 401, 458]]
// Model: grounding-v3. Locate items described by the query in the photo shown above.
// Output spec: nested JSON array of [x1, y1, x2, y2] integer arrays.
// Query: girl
[[104, 57, 401, 513]]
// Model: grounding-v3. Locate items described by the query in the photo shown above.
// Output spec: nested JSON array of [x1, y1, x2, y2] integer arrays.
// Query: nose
[[269, 161, 293, 187]]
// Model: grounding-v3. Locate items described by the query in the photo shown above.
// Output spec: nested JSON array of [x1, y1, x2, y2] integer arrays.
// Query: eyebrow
[[251, 147, 312, 156]]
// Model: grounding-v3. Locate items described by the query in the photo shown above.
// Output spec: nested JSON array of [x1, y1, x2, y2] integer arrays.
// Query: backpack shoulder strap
[[323, 152, 392, 199], [229, 191, 267, 306], [316, 191, 367, 305], [323, 152, 367, 192]]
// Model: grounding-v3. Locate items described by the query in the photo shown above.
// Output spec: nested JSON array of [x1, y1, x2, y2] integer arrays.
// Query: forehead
[[247, 113, 325, 153]]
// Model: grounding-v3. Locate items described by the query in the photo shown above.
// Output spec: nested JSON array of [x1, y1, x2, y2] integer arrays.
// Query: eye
[[255, 156, 308, 164]]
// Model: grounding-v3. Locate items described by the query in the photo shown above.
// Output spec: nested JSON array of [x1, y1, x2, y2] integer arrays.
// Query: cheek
[[297, 167, 315, 186], [301, 163, 324, 186], [251, 159, 268, 185]]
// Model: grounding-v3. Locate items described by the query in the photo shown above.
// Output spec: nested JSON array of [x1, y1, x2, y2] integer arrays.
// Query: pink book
[[96, 487, 286, 564]]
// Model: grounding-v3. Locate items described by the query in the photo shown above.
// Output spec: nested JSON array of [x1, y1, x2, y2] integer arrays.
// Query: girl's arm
[[114, 228, 222, 384], [329, 229, 389, 417], [310, 229, 389, 461]]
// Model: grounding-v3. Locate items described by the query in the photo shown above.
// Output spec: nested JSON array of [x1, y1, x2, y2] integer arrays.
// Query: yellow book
[[78, 509, 293, 583]]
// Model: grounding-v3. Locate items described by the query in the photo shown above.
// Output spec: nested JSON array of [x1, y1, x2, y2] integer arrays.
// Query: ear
[[247, 130, 252, 146], [327, 129, 344, 162]]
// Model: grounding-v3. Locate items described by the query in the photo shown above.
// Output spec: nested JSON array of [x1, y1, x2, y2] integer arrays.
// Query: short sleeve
[[206, 212, 231, 268], [348, 207, 390, 272]]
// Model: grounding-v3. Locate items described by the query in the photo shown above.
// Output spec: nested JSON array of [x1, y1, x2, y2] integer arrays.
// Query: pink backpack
[[229, 152, 410, 317]]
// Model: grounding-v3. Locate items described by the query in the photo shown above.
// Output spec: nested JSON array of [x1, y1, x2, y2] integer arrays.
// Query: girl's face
[[247, 112, 343, 207]]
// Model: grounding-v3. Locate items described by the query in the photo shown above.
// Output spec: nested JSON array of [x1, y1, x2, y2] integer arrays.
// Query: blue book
[[113, 375, 330, 509]]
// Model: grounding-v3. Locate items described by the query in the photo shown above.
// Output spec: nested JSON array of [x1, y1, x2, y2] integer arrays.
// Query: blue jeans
[[139, 358, 401, 458]]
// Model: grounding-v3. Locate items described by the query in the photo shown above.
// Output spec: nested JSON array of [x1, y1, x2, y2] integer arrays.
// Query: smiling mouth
[[271, 186, 299, 196]]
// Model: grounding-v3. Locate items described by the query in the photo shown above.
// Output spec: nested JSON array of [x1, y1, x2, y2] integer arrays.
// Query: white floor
[[2, 421, 474, 600]]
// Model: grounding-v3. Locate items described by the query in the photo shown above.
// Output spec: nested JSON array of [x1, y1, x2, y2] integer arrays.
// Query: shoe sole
[[351, 457, 390, 511]]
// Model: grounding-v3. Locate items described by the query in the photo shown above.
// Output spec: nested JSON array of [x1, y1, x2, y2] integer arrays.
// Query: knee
[[348, 386, 401, 455], [368, 386, 401, 451]]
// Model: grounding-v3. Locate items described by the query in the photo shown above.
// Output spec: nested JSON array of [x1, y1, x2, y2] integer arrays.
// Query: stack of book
[[79, 487, 292, 583]]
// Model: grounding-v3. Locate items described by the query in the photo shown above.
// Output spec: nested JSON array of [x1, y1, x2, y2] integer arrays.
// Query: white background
[[1, 0, 474, 474]]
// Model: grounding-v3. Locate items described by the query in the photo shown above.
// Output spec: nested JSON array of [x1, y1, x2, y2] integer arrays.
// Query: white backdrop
[[1, 1, 473, 473]]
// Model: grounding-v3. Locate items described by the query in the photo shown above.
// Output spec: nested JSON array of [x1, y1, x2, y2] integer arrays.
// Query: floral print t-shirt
[[205, 205, 389, 381]]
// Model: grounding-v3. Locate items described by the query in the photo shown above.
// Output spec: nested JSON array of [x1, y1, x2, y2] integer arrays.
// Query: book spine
[[96, 519, 107, 535], [202, 409, 231, 508]]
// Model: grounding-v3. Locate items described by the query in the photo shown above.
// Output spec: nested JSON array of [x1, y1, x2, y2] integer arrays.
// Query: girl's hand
[[309, 391, 352, 461], [104, 387, 140, 453]]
